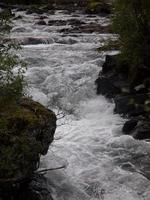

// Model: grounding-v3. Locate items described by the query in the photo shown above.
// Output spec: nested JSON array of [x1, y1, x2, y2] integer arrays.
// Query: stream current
[[11, 9, 150, 200]]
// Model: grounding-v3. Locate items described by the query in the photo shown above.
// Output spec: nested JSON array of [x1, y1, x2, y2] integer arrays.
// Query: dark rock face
[[114, 94, 148, 116], [95, 76, 121, 98], [123, 119, 138, 134], [95, 55, 128, 98], [2, 174, 53, 200], [130, 64, 150, 88], [96, 54, 150, 140], [133, 121, 150, 140], [102, 55, 118, 74], [0, 98, 56, 196]]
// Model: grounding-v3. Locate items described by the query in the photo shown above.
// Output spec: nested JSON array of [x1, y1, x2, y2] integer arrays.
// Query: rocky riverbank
[[96, 54, 150, 140], [0, 98, 56, 199]]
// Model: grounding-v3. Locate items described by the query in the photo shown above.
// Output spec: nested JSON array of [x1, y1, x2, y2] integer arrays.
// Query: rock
[[17, 37, 53, 45], [102, 54, 129, 74], [95, 76, 121, 98], [16, 6, 27, 12], [134, 84, 148, 94], [85, 2, 111, 15], [67, 18, 85, 26], [7, 174, 53, 200], [114, 94, 148, 116], [95, 53, 150, 142], [38, 16, 48, 20], [36, 20, 47, 25], [12, 27, 27, 32], [27, 174, 53, 200], [102, 55, 118, 74], [0, 98, 56, 194], [95, 69, 127, 98], [0, 174, 53, 200], [122, 119, 138, 134], [14, 15, 22, 20], [133, 121, 150, 140], [59, 23, 111, 34], [130, 64, 150, 88], [26, 5, 54, 15], [48, 18, 85, 27], [26, 9, 43, 15], [134, 128, 150, 140], [48, 20, 67, 26], [26, 8, 44, 15]]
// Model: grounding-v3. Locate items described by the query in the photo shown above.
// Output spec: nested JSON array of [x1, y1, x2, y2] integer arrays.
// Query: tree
[[0, 10, 26, 110], [113, 0, 150, 68]]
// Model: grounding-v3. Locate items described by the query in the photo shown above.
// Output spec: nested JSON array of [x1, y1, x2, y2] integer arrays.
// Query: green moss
[[0, 98, 56, 186], [87, 0, 111, 13]]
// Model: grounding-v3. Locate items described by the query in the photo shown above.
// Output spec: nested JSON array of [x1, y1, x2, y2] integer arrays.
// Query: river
[[11, 9, 150, 200]]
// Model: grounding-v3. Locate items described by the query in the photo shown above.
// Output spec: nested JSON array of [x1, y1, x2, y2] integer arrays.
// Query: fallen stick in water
[[36, 165, 66, 173]]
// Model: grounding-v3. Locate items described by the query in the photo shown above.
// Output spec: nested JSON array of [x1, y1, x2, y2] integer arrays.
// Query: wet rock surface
[[59, 23, 111, 34]]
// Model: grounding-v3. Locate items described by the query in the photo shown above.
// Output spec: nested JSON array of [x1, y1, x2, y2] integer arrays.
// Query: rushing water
[[11, 9, 150, 200]]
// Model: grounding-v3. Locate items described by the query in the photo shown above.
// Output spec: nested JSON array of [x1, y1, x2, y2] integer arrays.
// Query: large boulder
[[95, 55, 129, 98], [0, 98, 56, 195], [95, 71, 128, 98], [114, 94, 148, 116], [95, 75, 121, 98]]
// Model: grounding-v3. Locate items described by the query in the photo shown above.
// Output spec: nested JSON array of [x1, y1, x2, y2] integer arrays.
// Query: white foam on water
[[12, 10, 150, 200]]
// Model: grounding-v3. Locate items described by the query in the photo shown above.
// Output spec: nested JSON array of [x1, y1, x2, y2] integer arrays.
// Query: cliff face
[[0, 98, 56, 195]]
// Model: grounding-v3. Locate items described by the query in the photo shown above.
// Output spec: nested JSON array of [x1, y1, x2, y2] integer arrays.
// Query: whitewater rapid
[[12, 9, 150, 200]]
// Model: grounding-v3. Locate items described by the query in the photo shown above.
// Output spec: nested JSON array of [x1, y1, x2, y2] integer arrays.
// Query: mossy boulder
[[0, 98, 56, 194], [85, 0, 112, 15]]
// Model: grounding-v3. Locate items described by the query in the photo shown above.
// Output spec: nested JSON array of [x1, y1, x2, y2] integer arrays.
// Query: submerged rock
[[59, 23, 111, 34], [35, 20, 47, 25], [48, 19, 67, 26], [0, 98, 56, 196]]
